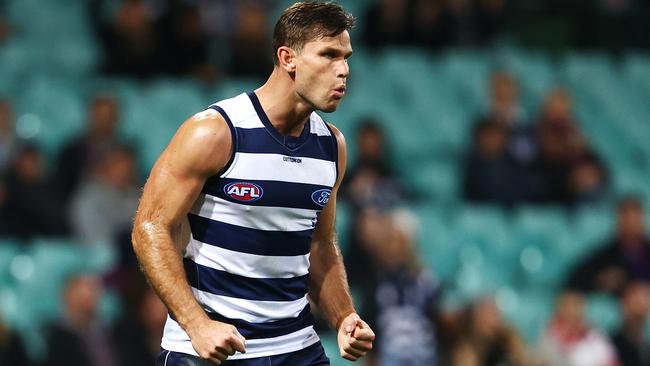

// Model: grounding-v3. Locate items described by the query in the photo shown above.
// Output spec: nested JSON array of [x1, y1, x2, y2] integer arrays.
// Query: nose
[[337, 59, 349, 79]]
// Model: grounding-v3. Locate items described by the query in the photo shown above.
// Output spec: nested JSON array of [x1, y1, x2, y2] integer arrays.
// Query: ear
[[277, 46, 297, 73]]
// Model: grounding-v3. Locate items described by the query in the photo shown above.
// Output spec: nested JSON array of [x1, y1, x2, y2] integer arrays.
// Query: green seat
[[586, 294, 621, 334], [15, 77, 85, 155], [505, 289, 554, 343], [415, 205, 458, 281], [403, 160, 460, 202], [0, 238, 22, 284]]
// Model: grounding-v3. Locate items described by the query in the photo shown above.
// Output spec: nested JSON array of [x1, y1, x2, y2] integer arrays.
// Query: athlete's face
[[293, 31, 352, 113]]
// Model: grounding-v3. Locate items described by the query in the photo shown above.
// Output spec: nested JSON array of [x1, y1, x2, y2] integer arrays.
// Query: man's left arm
[[309, 124, 375, 362]]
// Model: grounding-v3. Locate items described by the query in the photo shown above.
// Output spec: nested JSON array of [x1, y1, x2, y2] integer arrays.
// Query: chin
[[318, 100, 342, 113], [320, 105, 338, 113]]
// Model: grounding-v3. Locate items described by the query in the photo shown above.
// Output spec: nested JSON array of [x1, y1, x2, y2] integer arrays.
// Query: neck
[[254, 68, 314, 137]]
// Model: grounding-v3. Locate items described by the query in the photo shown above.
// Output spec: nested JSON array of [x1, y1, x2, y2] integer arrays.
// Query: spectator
[[567, 196, 650, 296], [475, 0, 508, 44], [157, 0, 215, 80], [445, 0, 480, 47], [0, 316, 31, 366], [568, 153, 609, 205], [228, 1, 272, 78], [484, 71, 536, 166], [1, 144, 68, 239], [342, 119, 402, 210], [57, 94, 123, 206], [450, 296, 538, 366], [112, 280, 167, 366], [463, 118, 531, 206], [0, 99, 18, 174], [362, 0, 411, 48], [44, 273, 116, 366], [612, 282, 650, 366], [536, 87, 607, 205], [341, 120, 403, 289], [69, 144, 139, 260], [538, 291, 620, 366], [362, 210, 441, 366], [410, 0, 448, 48], [91, 0, 160, 78]]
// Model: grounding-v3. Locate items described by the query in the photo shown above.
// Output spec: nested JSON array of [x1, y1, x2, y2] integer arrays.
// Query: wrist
[[335, 310, 356, 331], [178, 309, 209, 334]]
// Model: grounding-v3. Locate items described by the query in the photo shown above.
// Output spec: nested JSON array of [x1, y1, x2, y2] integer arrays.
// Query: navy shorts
[[156, 342, 330, 366]]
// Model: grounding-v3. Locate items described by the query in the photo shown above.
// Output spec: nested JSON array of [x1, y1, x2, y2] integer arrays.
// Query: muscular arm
[[132, 110, 244, 364], [308, 131, 354, 329], [309, 125, 374, 361]]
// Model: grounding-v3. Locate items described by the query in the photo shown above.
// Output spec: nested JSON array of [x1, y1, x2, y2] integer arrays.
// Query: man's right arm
[[132, 109, 245, 364]]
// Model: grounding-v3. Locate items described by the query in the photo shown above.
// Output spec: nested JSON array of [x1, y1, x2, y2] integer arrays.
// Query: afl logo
[[224, 182, 263, 202], [311, 189, 331, 207]]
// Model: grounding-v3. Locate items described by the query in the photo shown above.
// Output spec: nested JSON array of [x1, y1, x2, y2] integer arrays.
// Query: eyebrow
[[321, 47, 353, 58]]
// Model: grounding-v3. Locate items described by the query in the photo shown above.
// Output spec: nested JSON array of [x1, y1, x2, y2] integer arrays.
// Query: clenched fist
[[186, 319, 246, 365], [337, 313, 375, 361]]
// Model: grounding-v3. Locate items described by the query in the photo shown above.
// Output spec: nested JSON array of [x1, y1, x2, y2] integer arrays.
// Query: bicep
[[135, 111, 232, 230]]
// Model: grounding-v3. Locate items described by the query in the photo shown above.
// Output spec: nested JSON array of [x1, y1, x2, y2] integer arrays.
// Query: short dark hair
[[272, 2, 355, 65]]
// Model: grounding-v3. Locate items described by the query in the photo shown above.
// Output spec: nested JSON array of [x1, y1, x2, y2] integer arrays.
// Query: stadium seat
[[14, 76, 85, 155], [0, 238, 21, 285], [586, 294, 621, 334]]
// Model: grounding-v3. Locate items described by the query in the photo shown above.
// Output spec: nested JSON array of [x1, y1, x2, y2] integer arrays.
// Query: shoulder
[[162, 109, 232, 176], [173, 109, 232, 151], [326, 123, 346, 149]]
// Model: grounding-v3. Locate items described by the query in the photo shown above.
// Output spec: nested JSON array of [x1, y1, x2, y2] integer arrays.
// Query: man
[[567, 196, 650, 296], [132, 2, 375, 365]]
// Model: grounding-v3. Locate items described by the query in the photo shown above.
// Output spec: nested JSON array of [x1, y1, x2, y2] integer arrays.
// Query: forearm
[[132, 220, 207, 330], [309, 236, 356, 330]]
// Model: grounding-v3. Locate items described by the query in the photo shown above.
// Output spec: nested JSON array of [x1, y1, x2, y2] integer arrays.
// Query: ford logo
[[311, 189, 331, 207]]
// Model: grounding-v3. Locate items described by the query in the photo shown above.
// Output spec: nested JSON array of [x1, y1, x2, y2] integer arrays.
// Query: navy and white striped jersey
[[161, 92, 339, 359]]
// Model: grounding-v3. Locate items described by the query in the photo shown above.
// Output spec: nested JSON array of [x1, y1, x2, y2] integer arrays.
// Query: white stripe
[[310, 113, 332, 136], [214, 93, 254, 116], [161, 317, 319, 360], [186, 238, 310, 279], [225, 152, 336, 186], [163, 350, 170, 366], [232, 116, 263, 129], [193, 289, 309, 323], [228, 326, 320, 360], [191, 194, 317, 232]]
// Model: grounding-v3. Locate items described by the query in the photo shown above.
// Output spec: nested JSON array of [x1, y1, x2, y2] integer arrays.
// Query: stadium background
[[1, 0, 650, 365]]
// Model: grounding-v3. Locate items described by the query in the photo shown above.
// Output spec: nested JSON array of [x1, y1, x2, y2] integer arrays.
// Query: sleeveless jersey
[[161, 92, 339, 359]]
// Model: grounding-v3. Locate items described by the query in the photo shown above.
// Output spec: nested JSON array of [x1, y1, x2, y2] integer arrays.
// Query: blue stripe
[[208, 105, 238, 177], [203, 178, 330, 210], [247, 92, 313, 152], [188, 214, 313, 256], [169, 305, 314, 340], [184, 258, 309, 301], [236, 127, 336, 161]]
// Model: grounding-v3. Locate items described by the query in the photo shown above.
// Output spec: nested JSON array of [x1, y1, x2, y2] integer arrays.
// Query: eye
[[322, 52, 336, 59]]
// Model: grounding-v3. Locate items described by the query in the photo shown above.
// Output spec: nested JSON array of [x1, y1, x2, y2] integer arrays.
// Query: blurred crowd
[[339, 108, 650, 365], [463, 71, 609, 208], [89, 0, 276, 80], [0, 0, 650, 365]]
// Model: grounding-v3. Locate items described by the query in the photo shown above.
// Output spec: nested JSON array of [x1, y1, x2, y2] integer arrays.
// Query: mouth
[[333, 86, 346, 98]]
